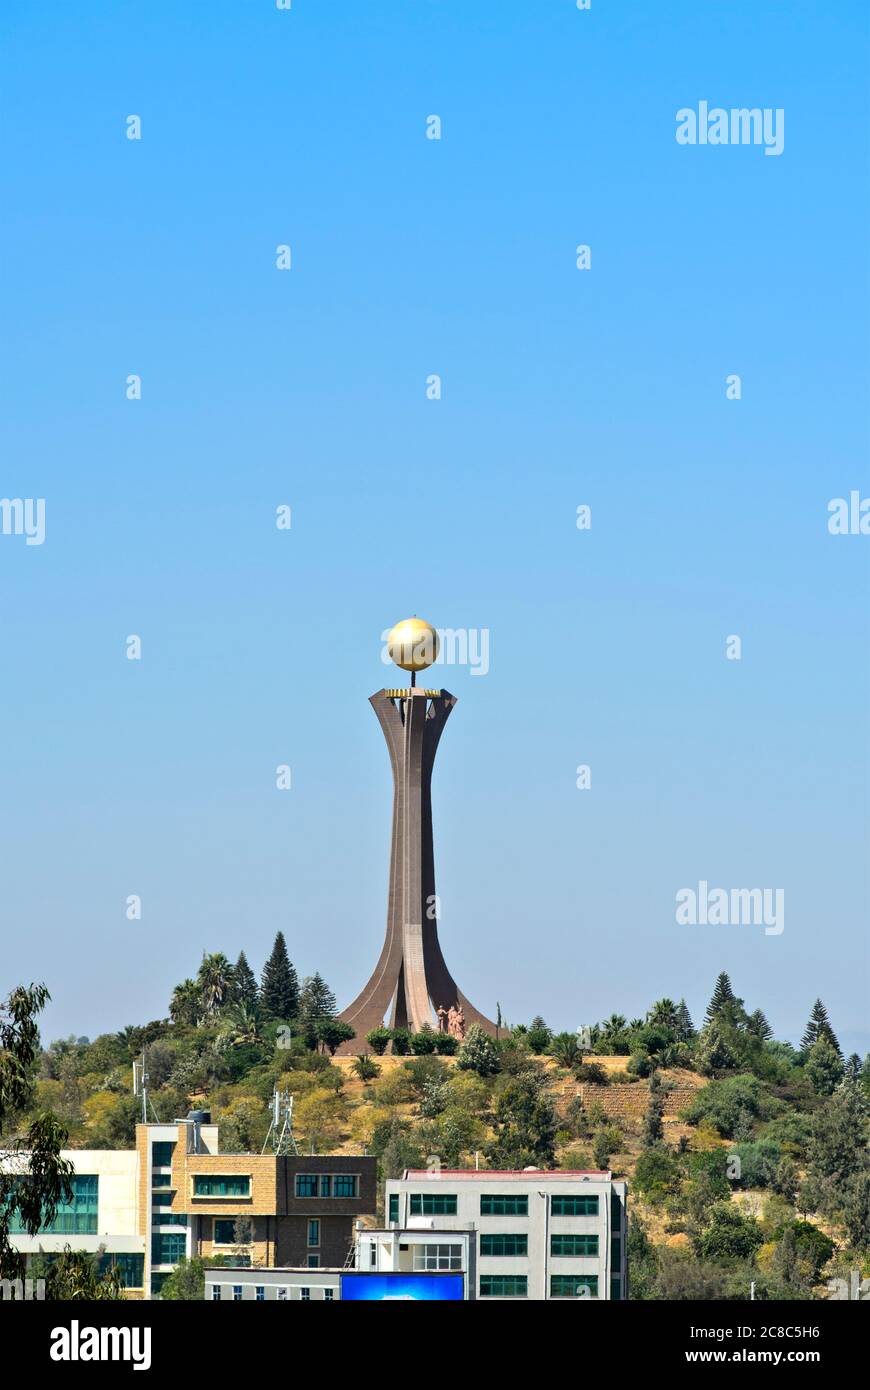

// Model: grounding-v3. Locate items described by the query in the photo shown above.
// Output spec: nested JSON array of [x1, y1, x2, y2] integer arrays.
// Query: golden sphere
[[387, 617, 439, 672]]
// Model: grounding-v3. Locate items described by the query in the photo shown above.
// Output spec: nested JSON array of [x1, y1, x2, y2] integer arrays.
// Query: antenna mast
[[262, 1089, 299, 1156]]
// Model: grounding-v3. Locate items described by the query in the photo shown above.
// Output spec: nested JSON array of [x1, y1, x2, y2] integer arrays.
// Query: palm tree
[[169, 979, 201, 1027], [549, 1032, 582, 1067], [197, 953, 234, 1017], [218, 1003, 264, 1049], [648, 999, 679, 1032]]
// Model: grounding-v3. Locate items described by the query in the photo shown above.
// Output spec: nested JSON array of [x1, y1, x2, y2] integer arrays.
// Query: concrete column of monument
[[338, 618, 498, 1054]]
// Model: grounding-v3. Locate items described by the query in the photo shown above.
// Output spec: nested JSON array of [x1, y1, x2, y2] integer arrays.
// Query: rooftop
[[401, 1169, 612, 1182]]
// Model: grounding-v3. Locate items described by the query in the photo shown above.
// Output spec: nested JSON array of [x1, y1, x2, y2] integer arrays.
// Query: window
[[295, 1174, 318, 1198], [550, 1274, 598, 1299], [151, 1233, 186, 1266], [388, 1193, 399, 1224], [233, 1285, 243, 1302], [551, 1194, 598, 1216], [370, 1243, 377, 1267], [213, 1219, 236, 1245], [550, 1234, 598, 1257], [152, 1192, 173, 1207], [610, 1275, 622, 1301], [307, 1219, 320, 1248], [192, 1175, 250, 1198], [300, 1288, 310, 1301], [479, 1275, 527, 1298], [152, 1142, 175, 1167], [480, 1233, 527, 1258], [97, 1253, 144, 1289], [611, 1192, 623, 1227], [151, 1173, 172, 1189], [211, 1285, 221, 1301], [413, 1243, 463, 1271], [9, 1174, 99, 1235], [409, 1193, 457, 1216], [480, 1194, 528, 1217], [255, 1286, 265, 1301], [307, 1255, 320, 1268], [324, 1288, 334, 1301], [611, 1233, 622, 1263], [320, 1175, 331, 1198], [333, 1175, 357, 1199], [155, 1212, 187, 1226], [277, 1288, 287, 1301]]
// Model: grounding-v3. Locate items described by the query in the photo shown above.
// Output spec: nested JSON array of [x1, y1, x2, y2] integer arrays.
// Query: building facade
[[6, 1117, 376, 1300], [379, 1168, 627, 1300]]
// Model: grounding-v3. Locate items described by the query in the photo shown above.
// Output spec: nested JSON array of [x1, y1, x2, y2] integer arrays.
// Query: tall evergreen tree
[[704, 972, 736, 1025], [746, 1008, 773, 1041], [674, 999, 695, 1042], [642, 1072, 665, 1147], [298, 972, 337, 1025], [260, 932, 299, 1021], [801, 999, 841, 1057], [233, 951, 258, 1009]]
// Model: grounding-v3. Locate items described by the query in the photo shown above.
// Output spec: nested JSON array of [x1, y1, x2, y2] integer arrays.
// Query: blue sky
[[1, 1, 868, 1055]]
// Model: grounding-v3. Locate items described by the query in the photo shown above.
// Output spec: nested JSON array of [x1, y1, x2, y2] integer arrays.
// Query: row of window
[[405, 1193, 600, 1218], [7, 1175, 99, 1236], [294, 1174, 358, 1199], [476, 1233, 599, 1258], [214, 1285, 335, 1301], [478, 1275, 599, 1298]]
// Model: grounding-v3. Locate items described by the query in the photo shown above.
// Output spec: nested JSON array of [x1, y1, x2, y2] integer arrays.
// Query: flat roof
[[401, 1169, 611, 1181]]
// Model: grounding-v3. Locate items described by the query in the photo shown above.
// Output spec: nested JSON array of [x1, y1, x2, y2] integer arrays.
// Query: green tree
[[746, 1009, 773, 1041], [549, 1032, 581, 1067], [314, 1019, 355, 1056], [641, 1072, 666, 1148], [704, 972, 737, 1024], [805, 1036, 844, 1096], [353, 1055, 380, 1082], [260, 932, 299, 1021], [297, 972, 336, 1035], [696, 1203, 763, 1261], [197, 953, 234, 1017], [457, 1025, 501, 1078], [158, 1255, 211, 1300], [168, 978, 200, 1028], [0, 984, 75, 1280], [633, 1147, 681, 1203], [647, 999, 679, 1032], [626, 1215, 658, 1300], [34, 1247, 124, 1300], [801, 999, 841, 1057], [486, 1076, 556, 1169], [674, 1000, 696, 1042], [365, 1027, 392, 1056], [232, 952, 258, 1009]]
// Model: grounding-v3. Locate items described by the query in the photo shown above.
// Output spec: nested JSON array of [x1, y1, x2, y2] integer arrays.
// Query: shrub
[[409, 1026, 438, 1055], [457, 1025, 501, 1078], [365, 1028, 392, 1056], [353, 1055, 381, 1082], [390, 1029, 411, 1056], [433, 1033, 458, 1055]]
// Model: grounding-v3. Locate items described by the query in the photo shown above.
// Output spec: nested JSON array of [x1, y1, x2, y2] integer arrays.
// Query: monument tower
[[339, 618, 498, 1052]]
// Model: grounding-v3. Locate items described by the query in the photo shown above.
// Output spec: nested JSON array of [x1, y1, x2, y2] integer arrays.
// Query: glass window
[[324, 1288, 334, 1301], [255, 1286, 265, 1301], [413, 1243, 463, 1271], [480, 1234, 527, 1257], [295, 1174, 319, 1198], [300, 1288, 310, 1301], [388, 1193, 399, 1224], [192, 1175, 250, 1198], [551, 1195, 598, 1216], [550, 1274, 598, 1298], [320, 1175, 331, 1198], [332, 1175, 357, 1199], [232, 1285, 242, 1301], [151, 1233, 186, 1265], [479, 1275, 527, 1298], [9, 1174, 99, 1236], [152, 1192, 173, 1207], [307, 1219, 320, 1248], [211, 1284, 221, 1301], [151, 1173, 172, 1189], [610, 1275, 622, 1301], [611, 1233, 622, 1263], [480, 1194, 528, 1216], [550, 1234, 598, 1257], [307, 1254, 320, 1268], [152, 1142, 175, 1167], [97, 1253, 144, 1288], [277, 1288, 287, 1301], [213, 1219, 236, 1245], [409, 1193, 457, 1216]]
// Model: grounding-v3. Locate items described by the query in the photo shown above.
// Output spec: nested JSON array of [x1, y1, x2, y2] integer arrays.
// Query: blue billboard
[[341, 1273, 464, 1301]]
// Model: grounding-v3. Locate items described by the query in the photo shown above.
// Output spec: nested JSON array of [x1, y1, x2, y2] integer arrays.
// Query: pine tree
[[233, 952, 258, 1009], [704, 972, 736, 1025], [642, 1073, 665, 1147], [746, 1009, 773, 1041], [674, 999, 695, 1042], [260, 932, 299, 1021], [298, 973, 337, 1027], [801, 999, 841, 1057]]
